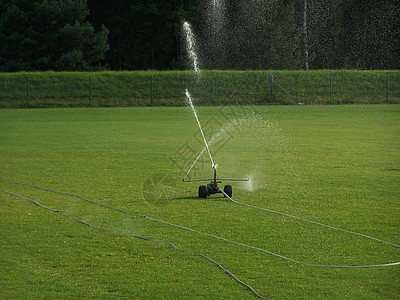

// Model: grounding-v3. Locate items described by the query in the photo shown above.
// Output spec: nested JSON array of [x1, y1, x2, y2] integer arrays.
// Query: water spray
[[183, 22, 200, 73], [182, 20, 248, 198], [185, 89, 215, 169], [184, 123, 230, 180], [184, 90, 248, 198]]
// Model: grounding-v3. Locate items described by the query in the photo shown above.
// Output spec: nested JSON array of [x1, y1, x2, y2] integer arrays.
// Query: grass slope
[[1, 105, 399, 299], [1, 70, 399, 107]]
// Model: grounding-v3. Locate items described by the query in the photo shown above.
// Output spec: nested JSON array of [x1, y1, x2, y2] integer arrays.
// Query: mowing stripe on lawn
[[218, 189, 400, 248], [1, 189, 269, 300], [1, 179, 399, 268]]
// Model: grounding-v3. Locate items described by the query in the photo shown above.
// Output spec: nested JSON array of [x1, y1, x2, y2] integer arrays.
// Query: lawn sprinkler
[[183, 89, 248, 198], [183, 165, 249, 198]]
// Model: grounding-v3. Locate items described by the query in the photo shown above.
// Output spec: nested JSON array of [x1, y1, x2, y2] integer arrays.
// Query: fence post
[[386, 73, 389, 104], [26, 77, 30, 107], [269, 74, 274, 103], [211, 73, 214, 105], [89, 76, 93, 106], [150, 75, 153, 106]]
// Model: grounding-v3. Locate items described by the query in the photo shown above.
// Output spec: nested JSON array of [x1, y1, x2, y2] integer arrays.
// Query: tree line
[[0, 0, 399, 72]]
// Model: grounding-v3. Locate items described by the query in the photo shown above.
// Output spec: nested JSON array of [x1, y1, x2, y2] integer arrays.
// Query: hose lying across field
[[218, 188, 400, 249], [2, 180, 400, 297], [1, 180, 269, 300]]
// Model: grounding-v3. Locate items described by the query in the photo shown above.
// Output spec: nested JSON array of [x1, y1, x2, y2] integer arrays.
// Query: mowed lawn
[[1, 105, 399, 299]]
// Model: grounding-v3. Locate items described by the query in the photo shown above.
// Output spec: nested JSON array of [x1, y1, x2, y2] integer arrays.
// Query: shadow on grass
[[169, 195, 230, 202]]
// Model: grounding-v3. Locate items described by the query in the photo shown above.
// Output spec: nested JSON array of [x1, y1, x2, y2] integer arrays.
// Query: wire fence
[[0, 71, 399, 108]]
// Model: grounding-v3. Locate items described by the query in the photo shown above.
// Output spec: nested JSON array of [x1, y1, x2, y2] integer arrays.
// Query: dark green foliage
[[0, 0, 399, 71], [307, 0, 400, 70], [0, 0, 109, 71], [198, 0, 303, 70], [86, 0, 400, 70], [340, 0, 400, 69], [87, 0, 190, 70]]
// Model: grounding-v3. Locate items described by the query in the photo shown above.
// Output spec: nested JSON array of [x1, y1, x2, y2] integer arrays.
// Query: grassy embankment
[[1, 70, 399, 107]]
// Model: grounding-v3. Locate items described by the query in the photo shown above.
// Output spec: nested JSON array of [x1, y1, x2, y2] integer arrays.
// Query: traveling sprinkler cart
[[183, 167, 249, 198]]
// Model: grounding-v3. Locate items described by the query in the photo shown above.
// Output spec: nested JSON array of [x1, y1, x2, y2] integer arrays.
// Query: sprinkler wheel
[[198, 185, 208, 198], [223, 185, 232, 197], [184, 169, 248, 199]]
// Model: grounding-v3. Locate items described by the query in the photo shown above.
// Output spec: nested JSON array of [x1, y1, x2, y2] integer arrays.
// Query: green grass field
[[1, 105, 399, 299]]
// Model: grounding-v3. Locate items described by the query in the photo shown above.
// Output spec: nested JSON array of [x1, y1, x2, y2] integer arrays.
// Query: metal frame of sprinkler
[[183, 165, 249, 198], [182, 22, 249, 199], [183, 90, 248, 199]]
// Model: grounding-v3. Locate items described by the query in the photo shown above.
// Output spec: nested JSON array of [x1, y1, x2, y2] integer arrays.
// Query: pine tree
[[0, 0, 109, 71]]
